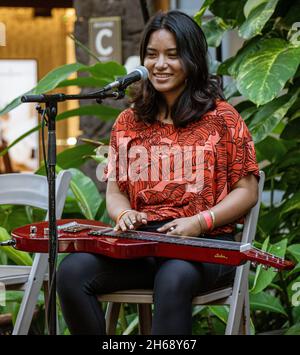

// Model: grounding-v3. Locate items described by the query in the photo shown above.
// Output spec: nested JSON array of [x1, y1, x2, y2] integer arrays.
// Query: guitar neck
[[242, 247, 294, 270]]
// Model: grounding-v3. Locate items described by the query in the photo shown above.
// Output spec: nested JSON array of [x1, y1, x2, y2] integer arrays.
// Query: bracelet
[[209, 210, 216, 229], [200, 210, 213, 232], [116, 209, 133, 224], [196, 213, 205, 233]]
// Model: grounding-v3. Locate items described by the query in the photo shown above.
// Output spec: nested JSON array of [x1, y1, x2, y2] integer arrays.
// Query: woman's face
[[144, 29, 187, 104]]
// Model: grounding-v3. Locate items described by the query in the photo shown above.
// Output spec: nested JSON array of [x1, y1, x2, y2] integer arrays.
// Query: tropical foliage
[[0, 0, 300, 335], [195, 0, 300, 334]]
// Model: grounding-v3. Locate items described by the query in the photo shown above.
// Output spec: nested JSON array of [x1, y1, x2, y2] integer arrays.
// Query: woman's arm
[[210, 174, 258, 230], [106, 180, 148, 230], [158, 174, 259, 236], [106, 180, 132, 223]]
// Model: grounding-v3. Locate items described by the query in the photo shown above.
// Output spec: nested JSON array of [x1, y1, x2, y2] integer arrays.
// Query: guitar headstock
[[243, 248, 295, 271]]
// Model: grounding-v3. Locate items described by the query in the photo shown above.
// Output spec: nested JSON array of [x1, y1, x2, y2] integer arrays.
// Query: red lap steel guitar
[[7, 219, 295, 271]]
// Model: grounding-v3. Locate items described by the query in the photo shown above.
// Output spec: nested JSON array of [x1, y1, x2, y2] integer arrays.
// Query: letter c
[[95, 28, 113, 56]]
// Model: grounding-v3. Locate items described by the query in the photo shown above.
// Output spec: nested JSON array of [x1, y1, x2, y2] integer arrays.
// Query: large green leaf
[[251, 237, 288, 294], [249, 90, 300, 143], [285, 323, 300, 335], [57, 77, 111, 88], [0, 105, 116, 158], [56, 105, 121, 122], [287, 244, 300, 263], [68, 168, 103, 220], [225, 37, 262, 77], [239, 0, 279, 39], [243, 0, 268, 18], [35, 63, 87, 93], [194, 0, 215, 25], [86, 61, 127, 79], [0, 227, 32, 266], [250, 291, 287, 316], [210, 0, 247, 26], [281, 117, 300, 140], [237, 39, 300, 105], [36, 144, 97, 175], [0, 63, 86, 116], [255, 136, 287, 163], [281, 192, 300, 216], [202, 17, 230, 47], [208, 305, 229, 323]]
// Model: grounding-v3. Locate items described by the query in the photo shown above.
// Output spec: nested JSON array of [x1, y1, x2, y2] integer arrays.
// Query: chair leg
[[12, 253, 48, 335], [238, 291, 250, 335], [105, 302, 121, 335], [225, 265, 249, 335], [138, 304, 152, 335]]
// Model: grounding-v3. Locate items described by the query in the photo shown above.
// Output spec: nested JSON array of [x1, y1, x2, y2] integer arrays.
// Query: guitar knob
[[44, 228, 49, 237], [30, 226, 37, 237]]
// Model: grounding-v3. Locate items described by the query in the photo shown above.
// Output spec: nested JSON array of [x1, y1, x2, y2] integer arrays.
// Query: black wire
[[41, 107, 57, 333], [41, 110, 48, 177], [139, 0, 150, 23], [46, 255, 58, 334]]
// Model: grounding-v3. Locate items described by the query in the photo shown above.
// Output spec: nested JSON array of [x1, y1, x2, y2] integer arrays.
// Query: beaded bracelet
[[209, 210, 216, 229], [200, 210, 214, 232], [116, 209, 133, 224]]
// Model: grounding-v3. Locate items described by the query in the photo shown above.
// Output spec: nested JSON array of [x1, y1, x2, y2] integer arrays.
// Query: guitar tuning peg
[[251, 261, 258, 268], [262, 265, 269, 270], [272, 268, 279, 273]]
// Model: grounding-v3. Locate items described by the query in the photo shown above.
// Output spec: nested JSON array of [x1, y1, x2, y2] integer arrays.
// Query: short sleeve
[[224, 107, 259, 189], [102, 110, 131, 193]]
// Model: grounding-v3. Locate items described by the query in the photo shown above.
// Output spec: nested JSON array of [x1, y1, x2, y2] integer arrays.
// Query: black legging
[[57, 221, 236, 335]]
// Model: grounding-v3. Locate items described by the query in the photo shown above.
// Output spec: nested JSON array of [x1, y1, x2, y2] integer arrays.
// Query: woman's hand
[[114, 210, 148, 231], [157, 215, 204, 237]]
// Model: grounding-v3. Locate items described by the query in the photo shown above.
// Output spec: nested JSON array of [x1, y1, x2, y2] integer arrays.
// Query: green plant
[[0, 58, 125, 333], [195, 0, 300, 334], [1, 0, 300, 334]]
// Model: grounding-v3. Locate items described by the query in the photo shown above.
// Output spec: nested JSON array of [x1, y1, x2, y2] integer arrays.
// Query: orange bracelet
[[200, 210, 213, 231], [116, 209, 133, 224], [209, 210, 216, 229]]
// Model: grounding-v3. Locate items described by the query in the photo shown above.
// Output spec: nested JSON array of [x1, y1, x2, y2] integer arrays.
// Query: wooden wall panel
[[0, 8, 80, 157]]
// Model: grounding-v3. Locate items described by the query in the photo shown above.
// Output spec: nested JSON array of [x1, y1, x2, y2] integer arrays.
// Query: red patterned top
[[104, 100, 259, 236]]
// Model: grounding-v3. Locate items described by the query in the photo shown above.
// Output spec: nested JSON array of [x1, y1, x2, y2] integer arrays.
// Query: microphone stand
[[21, 87, 125, 335]]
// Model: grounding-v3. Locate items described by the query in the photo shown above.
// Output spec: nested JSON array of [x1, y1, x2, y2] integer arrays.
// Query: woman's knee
[[153, 259, 202, 298], [57, 253, 99, 295]]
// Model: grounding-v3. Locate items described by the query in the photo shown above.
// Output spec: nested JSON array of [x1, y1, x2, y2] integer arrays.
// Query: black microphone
[[103, 66, 148, 91]]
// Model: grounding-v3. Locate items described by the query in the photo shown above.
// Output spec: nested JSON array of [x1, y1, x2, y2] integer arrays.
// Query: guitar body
[[10, 219, 294, 270], [11, 219, 245, 266]]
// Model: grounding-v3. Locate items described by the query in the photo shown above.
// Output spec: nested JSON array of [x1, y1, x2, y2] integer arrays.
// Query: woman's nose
[[155, 55, 168, 69]]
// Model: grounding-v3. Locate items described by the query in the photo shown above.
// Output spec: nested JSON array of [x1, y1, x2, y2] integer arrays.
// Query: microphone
[[103, 66, 148, 91]]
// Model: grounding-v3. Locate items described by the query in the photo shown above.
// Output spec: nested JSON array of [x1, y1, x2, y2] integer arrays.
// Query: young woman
[[57, 10, 259, 335]]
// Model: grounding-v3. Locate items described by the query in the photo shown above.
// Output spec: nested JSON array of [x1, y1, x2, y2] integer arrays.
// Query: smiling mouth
[[154, 74, 172, 78]]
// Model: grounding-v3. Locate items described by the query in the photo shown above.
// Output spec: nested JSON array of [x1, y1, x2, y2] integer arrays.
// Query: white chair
[[0, 170, 72, 335], [99, 171, 265, 335]]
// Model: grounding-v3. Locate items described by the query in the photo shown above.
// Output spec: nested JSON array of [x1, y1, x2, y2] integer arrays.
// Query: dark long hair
[[131, 10, 224, 128]]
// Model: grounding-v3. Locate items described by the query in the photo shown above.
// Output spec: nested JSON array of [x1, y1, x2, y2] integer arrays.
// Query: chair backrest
[[225, 170, 265, 334], [0, 170, 72, 335], [0, 170, 72, 217], [241, 170, 265, 244]]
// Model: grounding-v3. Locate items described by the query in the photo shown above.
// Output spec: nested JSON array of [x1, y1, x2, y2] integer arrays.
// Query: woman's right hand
[[114, 210, 148, 231]]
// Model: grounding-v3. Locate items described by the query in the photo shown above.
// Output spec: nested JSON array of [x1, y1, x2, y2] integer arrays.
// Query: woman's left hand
[[156, 216, 203, 237]]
